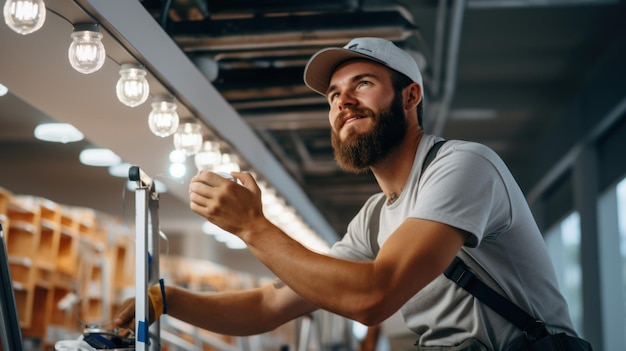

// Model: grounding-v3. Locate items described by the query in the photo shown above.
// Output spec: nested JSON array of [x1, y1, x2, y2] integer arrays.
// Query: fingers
[[232, 171, 261, 195], [112, 294, 161, 332], [113, 298, 136, 329], [116, 326, 133, 337], [189, 171, 265, 234], [191, 170, 235, 187], [189, 171, 248, 205], [189, 172, 226, 205]]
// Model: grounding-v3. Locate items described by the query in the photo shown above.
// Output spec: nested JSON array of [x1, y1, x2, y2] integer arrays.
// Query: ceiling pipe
[[178, 30, 415, 53], [429, 0, 467, 136], [242, 110, 329, 131], [78, 0, 340, 243], [290, 131, 340, 175], [468, 0, 618, 8], [429, 0, 449, 100], [255, 129, 305, 182], [159, 0, 173, 29], [169, 7, 417, 51]]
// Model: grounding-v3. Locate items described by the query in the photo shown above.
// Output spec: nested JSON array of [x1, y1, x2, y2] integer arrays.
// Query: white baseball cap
[[303, 37, 423, 97]]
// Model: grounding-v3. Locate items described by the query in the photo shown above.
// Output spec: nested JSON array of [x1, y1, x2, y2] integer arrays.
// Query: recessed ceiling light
[[108, 162, 133, 178], [0, 83, 8, 97], [169, 149, 186, 163], [79, 148, 121, 167], [34, 123, 84, 143], [169, 162, 187, 178], [126, 179, 168, 194]]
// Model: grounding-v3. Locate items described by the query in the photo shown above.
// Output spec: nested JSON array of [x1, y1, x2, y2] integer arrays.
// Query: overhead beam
[[76, 0, 339, 243], [168, 9, 417, 52], [468, 0, 618, 8]]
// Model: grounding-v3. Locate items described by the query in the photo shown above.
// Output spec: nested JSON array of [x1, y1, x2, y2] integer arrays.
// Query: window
[[616, 178, 626, 338], [545, 212, 583, 333]]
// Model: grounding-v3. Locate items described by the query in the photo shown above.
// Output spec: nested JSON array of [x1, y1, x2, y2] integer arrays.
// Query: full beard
[[331, 93, 408, 173]]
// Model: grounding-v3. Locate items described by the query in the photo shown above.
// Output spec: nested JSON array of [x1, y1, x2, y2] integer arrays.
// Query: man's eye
[[328, 93, 339, 102], [358, 81, 371, 87]]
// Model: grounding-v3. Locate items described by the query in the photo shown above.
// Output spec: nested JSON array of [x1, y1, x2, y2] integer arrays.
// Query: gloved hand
[[113, 283, 163, 330]]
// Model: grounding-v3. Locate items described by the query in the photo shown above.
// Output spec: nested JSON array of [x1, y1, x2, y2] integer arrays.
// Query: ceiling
[[139, 0, 626, 232], [0, 0, 625, 276]]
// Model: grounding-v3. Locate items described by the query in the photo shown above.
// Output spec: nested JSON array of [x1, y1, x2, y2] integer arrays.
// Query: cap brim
[[303, 48, 385, 96]]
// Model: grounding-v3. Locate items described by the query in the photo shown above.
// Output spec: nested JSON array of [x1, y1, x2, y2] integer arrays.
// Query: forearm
[[114, 270, 315, 335], [241, 218, 466, 326], [164, 285, 294, 335], [186, 172, 380, 320], [241, 221, 389, 324], [187, 172, 466, 325]]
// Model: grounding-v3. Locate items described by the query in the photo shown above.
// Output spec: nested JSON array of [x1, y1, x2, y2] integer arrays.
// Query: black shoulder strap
[[421, 140, 446, 176], [444, 257, 550, 342], [368, 196, 385, 254], [369, 139, 447, 255], [424, 140, 548, 341], [368, 139, 550, 342]]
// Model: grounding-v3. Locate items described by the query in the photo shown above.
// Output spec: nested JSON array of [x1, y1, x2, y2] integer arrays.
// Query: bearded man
[[115, 37, 581, 351]]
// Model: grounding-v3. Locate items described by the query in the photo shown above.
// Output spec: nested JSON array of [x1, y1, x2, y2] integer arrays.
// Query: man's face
[[326, 60, 407, 173]]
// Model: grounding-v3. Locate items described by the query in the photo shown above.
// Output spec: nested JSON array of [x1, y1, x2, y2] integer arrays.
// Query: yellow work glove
[[147, 279, 167, 321]]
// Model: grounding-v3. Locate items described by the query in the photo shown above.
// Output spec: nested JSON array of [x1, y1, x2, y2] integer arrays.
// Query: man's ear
[[404, 82, 422, 109]]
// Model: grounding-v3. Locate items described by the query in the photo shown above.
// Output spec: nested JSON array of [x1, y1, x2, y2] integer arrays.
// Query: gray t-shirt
[[329, 134, 576, 349]]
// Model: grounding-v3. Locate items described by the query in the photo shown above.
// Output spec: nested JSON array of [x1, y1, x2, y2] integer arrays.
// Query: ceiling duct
[[168, 8, 418, 53]]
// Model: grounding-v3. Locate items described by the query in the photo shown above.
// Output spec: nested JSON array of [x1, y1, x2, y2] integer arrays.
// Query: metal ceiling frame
[[75, 0, 339, 243], [468, 0, 619, 8]]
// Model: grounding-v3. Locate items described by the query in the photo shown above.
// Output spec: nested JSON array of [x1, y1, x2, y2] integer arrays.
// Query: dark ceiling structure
[[138, 0, 626, 235], [0, 0, 624, 270]]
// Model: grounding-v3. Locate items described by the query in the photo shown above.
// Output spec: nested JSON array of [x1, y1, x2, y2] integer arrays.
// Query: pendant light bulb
[[215, 153, 241, 173], [194, 140, 222, 172], [173, 122, 203, 156], [3, 0, 46, 35], [116, 63, 150, 107], [148, 96, 179, 137], [68, 23, 106, 74]]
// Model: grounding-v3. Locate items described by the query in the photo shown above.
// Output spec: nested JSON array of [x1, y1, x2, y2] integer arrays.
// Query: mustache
[[335, 107, 375, 129]]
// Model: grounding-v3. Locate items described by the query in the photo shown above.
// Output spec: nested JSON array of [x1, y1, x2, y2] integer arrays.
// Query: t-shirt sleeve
[[412, 143, 512, 247], [328, 193, 385, 261]]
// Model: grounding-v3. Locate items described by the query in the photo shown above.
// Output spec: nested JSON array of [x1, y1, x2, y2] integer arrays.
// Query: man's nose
[[337, 91, 357, 110]]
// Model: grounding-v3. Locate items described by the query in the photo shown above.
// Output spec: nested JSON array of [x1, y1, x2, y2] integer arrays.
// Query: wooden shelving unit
[[107, 230, 135, 320], [5, 196, 41, 331], [0, 185, 305, 350], [0, 186, 11, 226], [0, 189, 136, 348], [25, 199, 62, 339]]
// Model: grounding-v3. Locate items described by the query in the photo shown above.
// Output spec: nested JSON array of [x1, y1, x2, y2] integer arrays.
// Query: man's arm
[[242, 216, 467, 326], [189, 171, 468, 326], [114, 278, 317, 336]]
